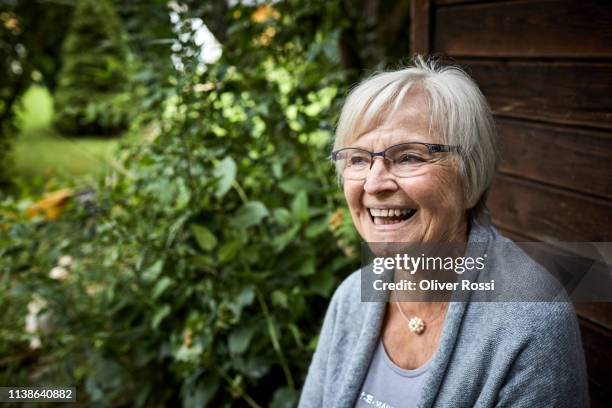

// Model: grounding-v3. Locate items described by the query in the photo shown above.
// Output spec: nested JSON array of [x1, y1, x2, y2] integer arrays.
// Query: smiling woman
[[298, 56, 589, 407], [339, 94, 468, 245]]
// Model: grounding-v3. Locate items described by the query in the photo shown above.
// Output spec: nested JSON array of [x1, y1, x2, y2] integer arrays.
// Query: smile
[[368, 207, 417, 225]]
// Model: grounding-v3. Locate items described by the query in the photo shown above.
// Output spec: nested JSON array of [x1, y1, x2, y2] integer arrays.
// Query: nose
[[363, 157, 398, 194]]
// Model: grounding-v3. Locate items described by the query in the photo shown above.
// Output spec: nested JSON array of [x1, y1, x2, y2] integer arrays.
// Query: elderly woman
[[298, 57, 589, 407]]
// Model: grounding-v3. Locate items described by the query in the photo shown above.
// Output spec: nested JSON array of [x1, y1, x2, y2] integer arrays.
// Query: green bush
[[1, 1, 361, 406], [0, 120, 15, 190], [53, 0, 133, 135], [0, 6, 26, 190], [0, 0, 71, 191]]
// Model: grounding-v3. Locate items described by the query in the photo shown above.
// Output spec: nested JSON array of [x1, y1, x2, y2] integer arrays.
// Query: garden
[[0, 0, 410, 406]]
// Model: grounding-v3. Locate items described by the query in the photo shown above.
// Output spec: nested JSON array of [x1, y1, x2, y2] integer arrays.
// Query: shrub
[[1, 1, 361, 406], [53, 0, 133, 135], [0, 1, 71, 191], [0, 6, 27, 190]]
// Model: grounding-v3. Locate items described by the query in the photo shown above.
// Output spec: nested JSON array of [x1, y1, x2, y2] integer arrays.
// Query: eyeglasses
[[331, 142, 461, 180]]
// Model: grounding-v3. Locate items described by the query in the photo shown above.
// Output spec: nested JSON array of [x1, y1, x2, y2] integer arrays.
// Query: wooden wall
[[410, 0, 612, 405]]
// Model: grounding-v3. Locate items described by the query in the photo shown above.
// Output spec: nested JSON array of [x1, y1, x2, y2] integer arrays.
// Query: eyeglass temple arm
[[427, 144, 462, 153]]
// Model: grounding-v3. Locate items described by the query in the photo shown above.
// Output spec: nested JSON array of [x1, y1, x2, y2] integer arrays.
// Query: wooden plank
[[434, 0, 495, 5], [433, 0, 612, 58], [575, 303, 612, 330], [410, 0, 431, 54], [578, 318, 612, 405], [489, 233, 612, 308], [499, 231, 612, 404], [496, 118, 612, 199], [497, 228, 612, 328], [487, 175, 612, 241], [589, 384, 610, 408], [459, 61, 612, 130], [495, 225, 532, 242]]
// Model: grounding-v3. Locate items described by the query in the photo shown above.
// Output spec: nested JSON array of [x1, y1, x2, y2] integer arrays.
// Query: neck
[[394, 295, 448, 324], [391, 218, 470, 303]]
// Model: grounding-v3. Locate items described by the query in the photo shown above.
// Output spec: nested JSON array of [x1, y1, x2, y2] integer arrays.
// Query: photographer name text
[[373, 279, 495, 292]]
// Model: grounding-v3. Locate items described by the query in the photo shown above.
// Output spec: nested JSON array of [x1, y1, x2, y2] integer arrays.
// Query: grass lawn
[[13, 86, 141, 189]]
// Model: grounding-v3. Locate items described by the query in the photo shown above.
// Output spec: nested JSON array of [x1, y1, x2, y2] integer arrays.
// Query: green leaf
[[289, 323, 304, 349], [272, 208, 292, 226], [291, 191, 309, 222], [272, 162, 282, 179], [237, 286, 255, 308], [271, 290, 288, 309], [270, 387, 299, 408], [228, 324, 257, 354], [152, 276, 173, 299], [219, 240, 241, 263], [307, 334, 320, 351], [298, 256, 315, 276], [310, 271, 335, 297], [213, 157, 237, 198], [190, 224, 218, 251], [183, 376, 220, 408], [236, 355, 271, 379], [192, 254, 215, 268], [142, 260, 163, 283], [273, 224, 300, 252], [151, 304, 171, 329], [231, 201, 269, 228], [305, 218, 329, 238], [278, 177, 317, 194], [228, 286, 256, 321], [242, 246, 260, 264]]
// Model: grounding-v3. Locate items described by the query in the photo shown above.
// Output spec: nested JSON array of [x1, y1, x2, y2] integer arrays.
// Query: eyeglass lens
[[337, 144, 435, 180]]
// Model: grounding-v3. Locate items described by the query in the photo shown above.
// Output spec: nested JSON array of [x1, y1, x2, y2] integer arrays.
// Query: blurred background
[[0, 0, 610, 406]]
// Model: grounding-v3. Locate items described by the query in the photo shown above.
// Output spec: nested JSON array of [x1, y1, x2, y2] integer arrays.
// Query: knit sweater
[[298, 222, 589, 407]]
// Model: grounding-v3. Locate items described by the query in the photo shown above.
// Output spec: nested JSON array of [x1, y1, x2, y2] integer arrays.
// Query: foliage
[[1, 0, 362, 406], [13, 86, 143, 185], [114, 0, 176, 124], [0, 0, 72, 189], [53, 0, 133, 135], [3, 0, 175, 189]]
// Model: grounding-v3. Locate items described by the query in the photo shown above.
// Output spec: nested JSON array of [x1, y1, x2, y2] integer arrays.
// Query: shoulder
[[328, 268, 367, 317], [477, 224, 567, 302], [517, 302, 581, 345], [478, 301, 580, 339], [466, 224, 580, 337], [483, 302, 589, 406], [320, 267, 385, 345]]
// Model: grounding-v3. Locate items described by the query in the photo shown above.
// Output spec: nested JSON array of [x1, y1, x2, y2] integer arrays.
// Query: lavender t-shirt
[[355, 339, 432, 408]]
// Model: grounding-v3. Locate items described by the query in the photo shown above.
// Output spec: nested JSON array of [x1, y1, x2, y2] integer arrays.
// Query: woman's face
[[343, 91, 469, 244]]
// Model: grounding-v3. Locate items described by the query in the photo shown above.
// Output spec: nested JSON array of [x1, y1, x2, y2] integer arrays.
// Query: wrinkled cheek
[[432, 173, 464, 211], [343, 183, 363, 224]]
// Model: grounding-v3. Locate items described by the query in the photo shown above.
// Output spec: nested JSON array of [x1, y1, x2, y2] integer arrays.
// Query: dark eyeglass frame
[[331, 142, 462, 169]]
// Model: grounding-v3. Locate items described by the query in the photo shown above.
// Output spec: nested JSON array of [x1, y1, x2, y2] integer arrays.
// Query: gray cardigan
[[299, 222, 589, 407]]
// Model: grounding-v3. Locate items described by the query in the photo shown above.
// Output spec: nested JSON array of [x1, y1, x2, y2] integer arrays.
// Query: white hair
[[333, 55, 498, 221]]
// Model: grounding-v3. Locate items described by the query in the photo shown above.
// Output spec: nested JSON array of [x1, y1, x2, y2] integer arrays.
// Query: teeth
[[369, 208, 414, 218]]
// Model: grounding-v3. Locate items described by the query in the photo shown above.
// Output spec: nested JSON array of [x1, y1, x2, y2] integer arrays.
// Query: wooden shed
[[410, 0, 612, 405]]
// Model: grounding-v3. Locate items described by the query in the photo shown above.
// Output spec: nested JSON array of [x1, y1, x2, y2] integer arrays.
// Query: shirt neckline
[[378, 339, 434, 378]]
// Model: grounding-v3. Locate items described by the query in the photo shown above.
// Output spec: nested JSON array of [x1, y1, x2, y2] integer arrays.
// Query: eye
[[396, 153, 425, 164], [349, 156, 368, 166]]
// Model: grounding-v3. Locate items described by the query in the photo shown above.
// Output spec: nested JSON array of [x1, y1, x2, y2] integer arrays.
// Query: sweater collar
[[336, 222, 495, 407]]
